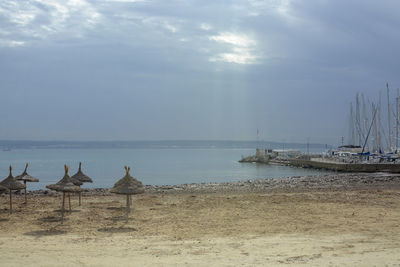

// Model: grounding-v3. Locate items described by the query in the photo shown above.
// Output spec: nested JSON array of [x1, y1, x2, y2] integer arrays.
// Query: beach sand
[[1, 173, 400, 266]]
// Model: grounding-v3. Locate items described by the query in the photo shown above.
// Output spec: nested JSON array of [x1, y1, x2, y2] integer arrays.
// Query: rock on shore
[[21, 172, 400, 196]]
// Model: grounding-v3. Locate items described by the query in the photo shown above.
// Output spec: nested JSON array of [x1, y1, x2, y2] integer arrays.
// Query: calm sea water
[[0, 141, 332, 190]]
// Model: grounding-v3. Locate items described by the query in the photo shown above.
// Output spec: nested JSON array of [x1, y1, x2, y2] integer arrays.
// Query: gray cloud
[[1, 0, 400, 144]]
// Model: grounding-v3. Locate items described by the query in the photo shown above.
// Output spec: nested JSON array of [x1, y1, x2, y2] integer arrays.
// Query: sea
[[0, 140, 333, 190]]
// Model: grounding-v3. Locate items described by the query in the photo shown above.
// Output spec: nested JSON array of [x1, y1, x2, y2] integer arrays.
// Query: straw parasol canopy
[[111, 166, 144, 195], [46, 165, 82, 192], [111, 166, 144, 221], [15, 163, 39, 204], [0, 165, 25, 213], [71, 162, 93, 206], [15, 163, 39, 182], [46, 165, 81, 222], [70, 176, 83, 187], [71, 162, 93, 183]]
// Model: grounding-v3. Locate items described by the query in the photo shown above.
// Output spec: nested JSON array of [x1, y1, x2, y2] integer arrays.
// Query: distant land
[[0, 140, 332, 151]]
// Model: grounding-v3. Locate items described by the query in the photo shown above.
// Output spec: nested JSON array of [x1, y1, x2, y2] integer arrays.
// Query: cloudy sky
[[1, 0, 400, 144]]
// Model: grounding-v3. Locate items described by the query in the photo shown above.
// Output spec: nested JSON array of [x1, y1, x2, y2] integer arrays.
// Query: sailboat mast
[[350, 102, 355, 145], [396, 89, 399, 152], [387, 83, 392, 151], [378, 91, 382, 152], [362, 94, 369, 151], [361, 105, 378, 155], [372, 102, 378, 152], [356, 93, 362, 146]]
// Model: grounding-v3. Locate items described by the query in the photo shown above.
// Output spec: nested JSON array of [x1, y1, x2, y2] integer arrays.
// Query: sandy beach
[[1, 173, 400, 266]]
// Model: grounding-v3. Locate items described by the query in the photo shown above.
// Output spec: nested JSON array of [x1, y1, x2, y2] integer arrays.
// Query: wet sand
[[1, 173, 400, 266]]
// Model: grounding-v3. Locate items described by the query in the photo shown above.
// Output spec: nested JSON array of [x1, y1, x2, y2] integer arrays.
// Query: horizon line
[[0, 139, 333, 146]]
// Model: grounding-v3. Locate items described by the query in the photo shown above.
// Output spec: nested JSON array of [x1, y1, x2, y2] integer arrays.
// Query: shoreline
[[15, 172, 400, 196]]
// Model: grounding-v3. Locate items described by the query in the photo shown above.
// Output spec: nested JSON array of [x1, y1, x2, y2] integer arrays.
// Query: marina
[[240, 84, 400, 173]]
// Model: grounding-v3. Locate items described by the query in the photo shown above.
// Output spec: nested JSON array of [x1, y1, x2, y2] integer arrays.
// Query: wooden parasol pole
[[9, 189, 12, 214], [68, 193, 71, 212], [24, 180, 27, 204], [62, 192, 65, 223], [126, 194, 130, 222]]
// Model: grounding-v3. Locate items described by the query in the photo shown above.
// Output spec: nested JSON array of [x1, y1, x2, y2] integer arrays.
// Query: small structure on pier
[[271, 149, 301, 159]]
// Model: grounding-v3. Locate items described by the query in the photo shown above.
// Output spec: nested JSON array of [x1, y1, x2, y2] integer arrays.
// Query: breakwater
[[289, 158, 400, 173]]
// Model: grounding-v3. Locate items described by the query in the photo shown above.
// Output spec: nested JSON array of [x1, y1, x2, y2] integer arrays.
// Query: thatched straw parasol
[[111, 166, 144, 221], [71, 162, 93, 206], [0, 165, 25, 214], [15, 163, 39, 204], [71, 162, 93, 183], [0, 184, 6, 194], [46, 165, 81, 223], [48, 166, 82, 211], [69, 175, 83, 209]]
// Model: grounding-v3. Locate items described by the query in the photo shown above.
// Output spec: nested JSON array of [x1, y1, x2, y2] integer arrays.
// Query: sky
[[1, 0, 400, 145]]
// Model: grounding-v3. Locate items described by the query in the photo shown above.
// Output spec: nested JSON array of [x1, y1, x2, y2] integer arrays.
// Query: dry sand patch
[[0, 189, 400, 266]]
